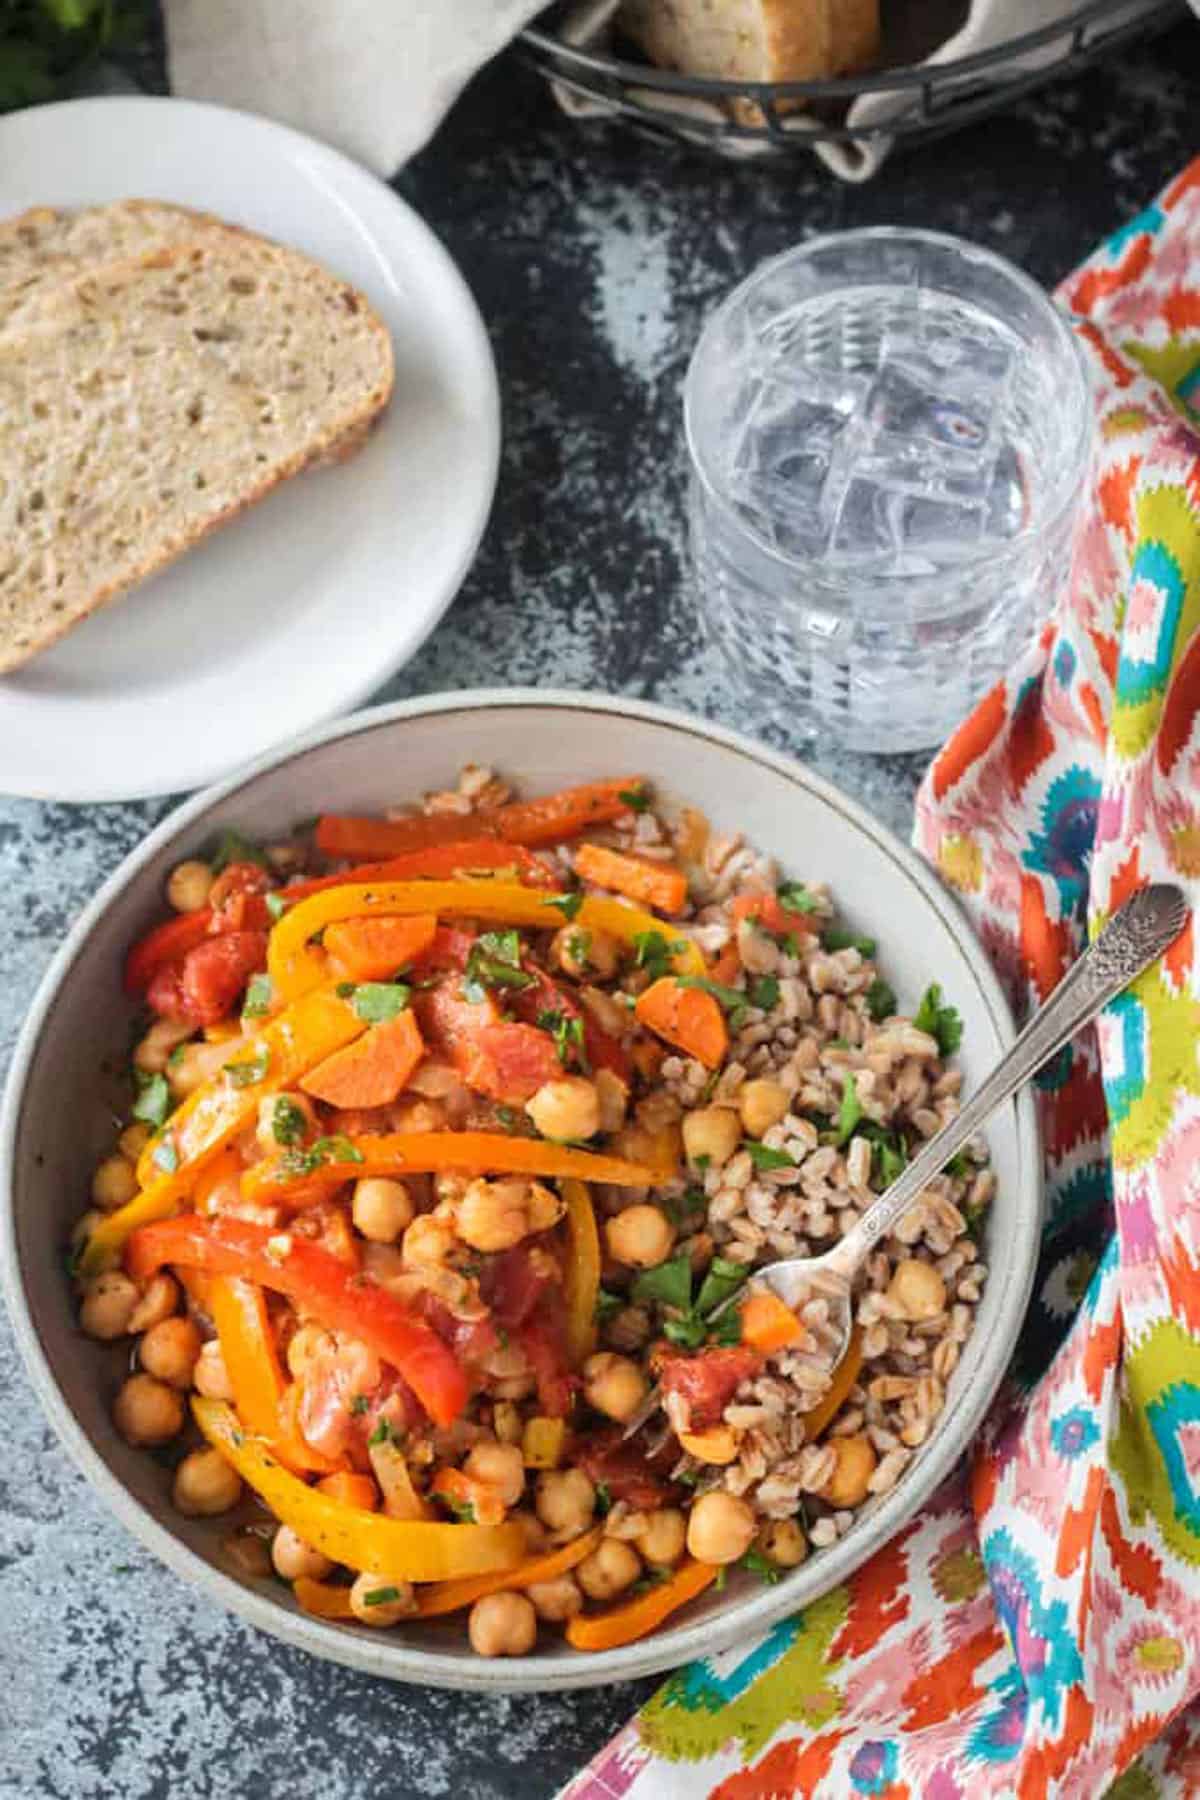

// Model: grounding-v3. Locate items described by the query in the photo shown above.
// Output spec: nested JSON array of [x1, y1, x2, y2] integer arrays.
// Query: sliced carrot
[[317, 1471, 380, 1511], [300, 1009, 425, 1110], [293, 1577, 355, 1620], [430, 1467, 508, 1527], [565, 1558, 718, 1651], [417, 1525, 604, 1617], [739, 1289, 805, 1355], [323, 914, 439, 982], [574, 842, 688, 915], [801, 1328, 864, 1442], [634, 977, 729, 1070]]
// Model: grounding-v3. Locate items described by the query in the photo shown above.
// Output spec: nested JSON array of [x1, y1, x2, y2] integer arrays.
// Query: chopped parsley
[[747, 975, 780, 1013], [536, 1007, 589, 1071], [664, 1188, 706, 1226], [367, 1416, 399, 1446], [865, 976, 897, 1022], [874, 1134, 907, 1187], [738, 1546, 783, 1585], [265, 892, 286, 922], [743, 1140, 795, 1171], [270, 1096, 308, 1148], [944, 1151, 974, 1180], [594, 1481, 613, 1515], [132, 1070, 170, 1129], [337, 980, 411, 1023], [152, 1133, 179, 1174], [542, 890, 585, 922], [632, 1252, 747, 1347], [631, 1254, 694, 1313], [566, 928, 592, 966], [694, 1256, 748, 1318], [834, 1074, 863, 1146], [676, 974, 751, 1030], [242, 973, 274, 1021], [594, 1288, 624, 1324], [445, 1498, 477, 1523], [363, 1585, 403, 1607], [280, 1134, 363, 1177], [822, 926, 876, 956], [462, 929, 535, 1004], [708, 1309, 745, 1346], [913, 983, 963, 1056], [224, 1044, 271, 1088], [349, 1394, 370, 1416], [495, 1104, 520, 1134], [777, 881, 821, 916], [631, 929, 685, 983], [210, 829, 270, 873], [618, 786, 650, 813]]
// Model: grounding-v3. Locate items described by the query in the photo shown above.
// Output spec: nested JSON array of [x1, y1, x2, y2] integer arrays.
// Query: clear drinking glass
[[684, 229, 1093, 753]]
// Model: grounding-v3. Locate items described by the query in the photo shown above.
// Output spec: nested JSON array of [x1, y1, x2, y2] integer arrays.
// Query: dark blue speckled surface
[[3, 25, 1199, 1797]]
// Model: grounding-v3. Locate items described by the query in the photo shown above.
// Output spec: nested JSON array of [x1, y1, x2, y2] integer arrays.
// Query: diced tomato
[[174, 930, 269, 1027], [415, 981, 560, 1105], [479, 1246, 556, 1330], [418, 1294, 500, 1371], [209, 861, 273, 927], [517, 1304, 576, 1418], [513, 965, 630, 1084], [574, 1425, 679, 1509], [298, 1342, 422, 1464], [125, 912, 212, 996], [656, 1345, 762, 1432], [731, 892, 817, 943]]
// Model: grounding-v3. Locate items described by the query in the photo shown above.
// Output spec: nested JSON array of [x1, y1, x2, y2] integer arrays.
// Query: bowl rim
[[0, 687, 1040, 1693]]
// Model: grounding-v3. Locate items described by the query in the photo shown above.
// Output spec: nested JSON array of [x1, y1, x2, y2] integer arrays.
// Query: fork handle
[[822, 883, 1187, 1285]]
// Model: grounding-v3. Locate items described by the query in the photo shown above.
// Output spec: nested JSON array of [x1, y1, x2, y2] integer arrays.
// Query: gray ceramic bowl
[[0, 691, 1040, 1692]]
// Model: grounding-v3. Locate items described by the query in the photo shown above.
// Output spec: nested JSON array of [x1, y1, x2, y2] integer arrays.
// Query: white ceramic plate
[[0, 690, 1041, 1692], [0, 97, 500, 802]]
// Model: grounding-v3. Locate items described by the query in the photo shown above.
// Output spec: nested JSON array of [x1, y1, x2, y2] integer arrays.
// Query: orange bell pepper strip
[[565, 1558, 719, 1650], [801, 1328, 864, 1441], [286, 839, 556, 900], [209, 1275, 339, 1476], [634, 977, 729, 1070], [562, 1178, 600, 1367], [738, 1288, 805, 1356], [128, 1215, 469, 1427], [193, 1397, 525, 1580], [417, 1524, 604, 1616], [241, 1132, 670, 1208], [574, 843, 688, 916], [315, 781, 644, 861], [292, 1576, 355, 1620], [268, 879, 705, 1001], [300, 1009, 425, 1110], [80, 987, 368, 1278], [322, 914, 439, 982]]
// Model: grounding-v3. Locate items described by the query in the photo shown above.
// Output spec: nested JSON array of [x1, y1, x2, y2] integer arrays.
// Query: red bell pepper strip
[[315, 779, 643, 860], [125, 1214, 469, 1428], [124, 912, 213, 995]]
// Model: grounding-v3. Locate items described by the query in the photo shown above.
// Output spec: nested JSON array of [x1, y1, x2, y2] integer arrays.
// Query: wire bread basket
[[520, 0, 1185, 164]]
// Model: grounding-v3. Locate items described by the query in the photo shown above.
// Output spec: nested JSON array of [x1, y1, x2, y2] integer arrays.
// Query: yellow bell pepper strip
[[268, 880, 705, 1001], [129, 1215, 469, 1427], [521, 1416, 567, 1469], [194, 1397, 526, 1580], [562, 1177, 600, 1367], [241, 1132, 669, 1208], [416, 1523, 605, 1617], [565, 1557, 718, 1650], [209, 1275, 338, 1477], [292, 1577, 355, 1620], [801, 1327, 864, 1442]]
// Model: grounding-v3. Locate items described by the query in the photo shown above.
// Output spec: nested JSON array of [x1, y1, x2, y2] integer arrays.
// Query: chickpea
[[526, 1077, 601, 1144], [134, 1016, 193, 1074], [526, 1573, 583, 1622], [401, 1213, 456, 1268], [685, 1491, 757, 1565], [127, 1272, 179, 1333], [285, 1323, 332, 1380], [738, 1078, 790, 1140], [681, 1106, 741, 1170], [352, 1177, 415, 1244], [594, 1067, 629, 1134], [551, 925, 619, 981], [821, 1434, 877, 1508], [271, 1525, 332, 1582], [604, 1203, 675, 1270], [173, 1447, 243, 1517], [577, 1538, 641, 1602], [583, 1352, 648, 1424], [468, 1590, 537, 1658], [91, 1154, 138, 1214], [118, 1122, 151, 1162], [535, 1468, 596, 1537], [350, 1571, 415, 1627], [887, 1258, 947, 1322], [193, 1340, 234, 1401], [634, 1508, 687, 1568], [255, 1092, 316, 1156], [456, 1178, 539, 1254], [758, 1519, 808, 1569], [167, 858, 213, 913], [79, 1271, 139, 1340], [139, 1315, 202, 1389], [113, 1373, 185, 1447], [463, 1441, 526, 1509]]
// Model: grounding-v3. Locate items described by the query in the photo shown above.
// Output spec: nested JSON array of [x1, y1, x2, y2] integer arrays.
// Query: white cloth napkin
[[163, 0, 546, 175]]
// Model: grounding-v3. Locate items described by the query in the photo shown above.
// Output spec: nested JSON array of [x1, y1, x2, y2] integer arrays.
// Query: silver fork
[[623, 882, 1187, 1441]]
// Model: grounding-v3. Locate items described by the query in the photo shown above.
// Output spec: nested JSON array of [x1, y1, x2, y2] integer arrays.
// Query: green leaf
[[865, 977, 896, 1022], [618, 786, 650, 813], [367, 1417, 398, 1446], [210, 828, 270, 873], [743, 1140, 795, 1171], [536, 1008, 589, 1071], [822, 927, 876, 957], [462, 931, 535, 1003], [566, 929, 592, 966], [834, 1074, 863, 1146], [445, 1498, 477, 1524], [363, 1585, 402, 1607], [630, 1253, 694, 1314], [242, 974, 274, 1021], [913, 983, 963, 1056], [662, 1314, 707, 1348], [270, 1097, 308, 1148], [152, 1134, 179, 1174], [594, 1481, 613, 1515], [542, 890, 584, 921], [945, 1150, 974, 1179], [777, 882, 821, 915], [708, 1308, 744, 1346], [747, 975, 780, 1013], [132, 1071, 170, 1129], [347, 982, 411, 1023], [280, 1134, 364, 1177], [695, 1255, 748, 1317], [873, 1134, 907, 1187], [265, 892, 286, 922], [663, 1188, 706, 1226], [225, 1044, 270, 1089], [630, 930, 685, 983], [738, 1546, 783, 1585], [594, 1288, 624, 1323]]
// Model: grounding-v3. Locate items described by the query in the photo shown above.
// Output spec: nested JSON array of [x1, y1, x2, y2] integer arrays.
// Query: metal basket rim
[[521, 0, 1179, 101]]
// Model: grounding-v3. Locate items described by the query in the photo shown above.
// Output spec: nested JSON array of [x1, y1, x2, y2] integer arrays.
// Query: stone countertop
[[3, 24, 1198, 1798]]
